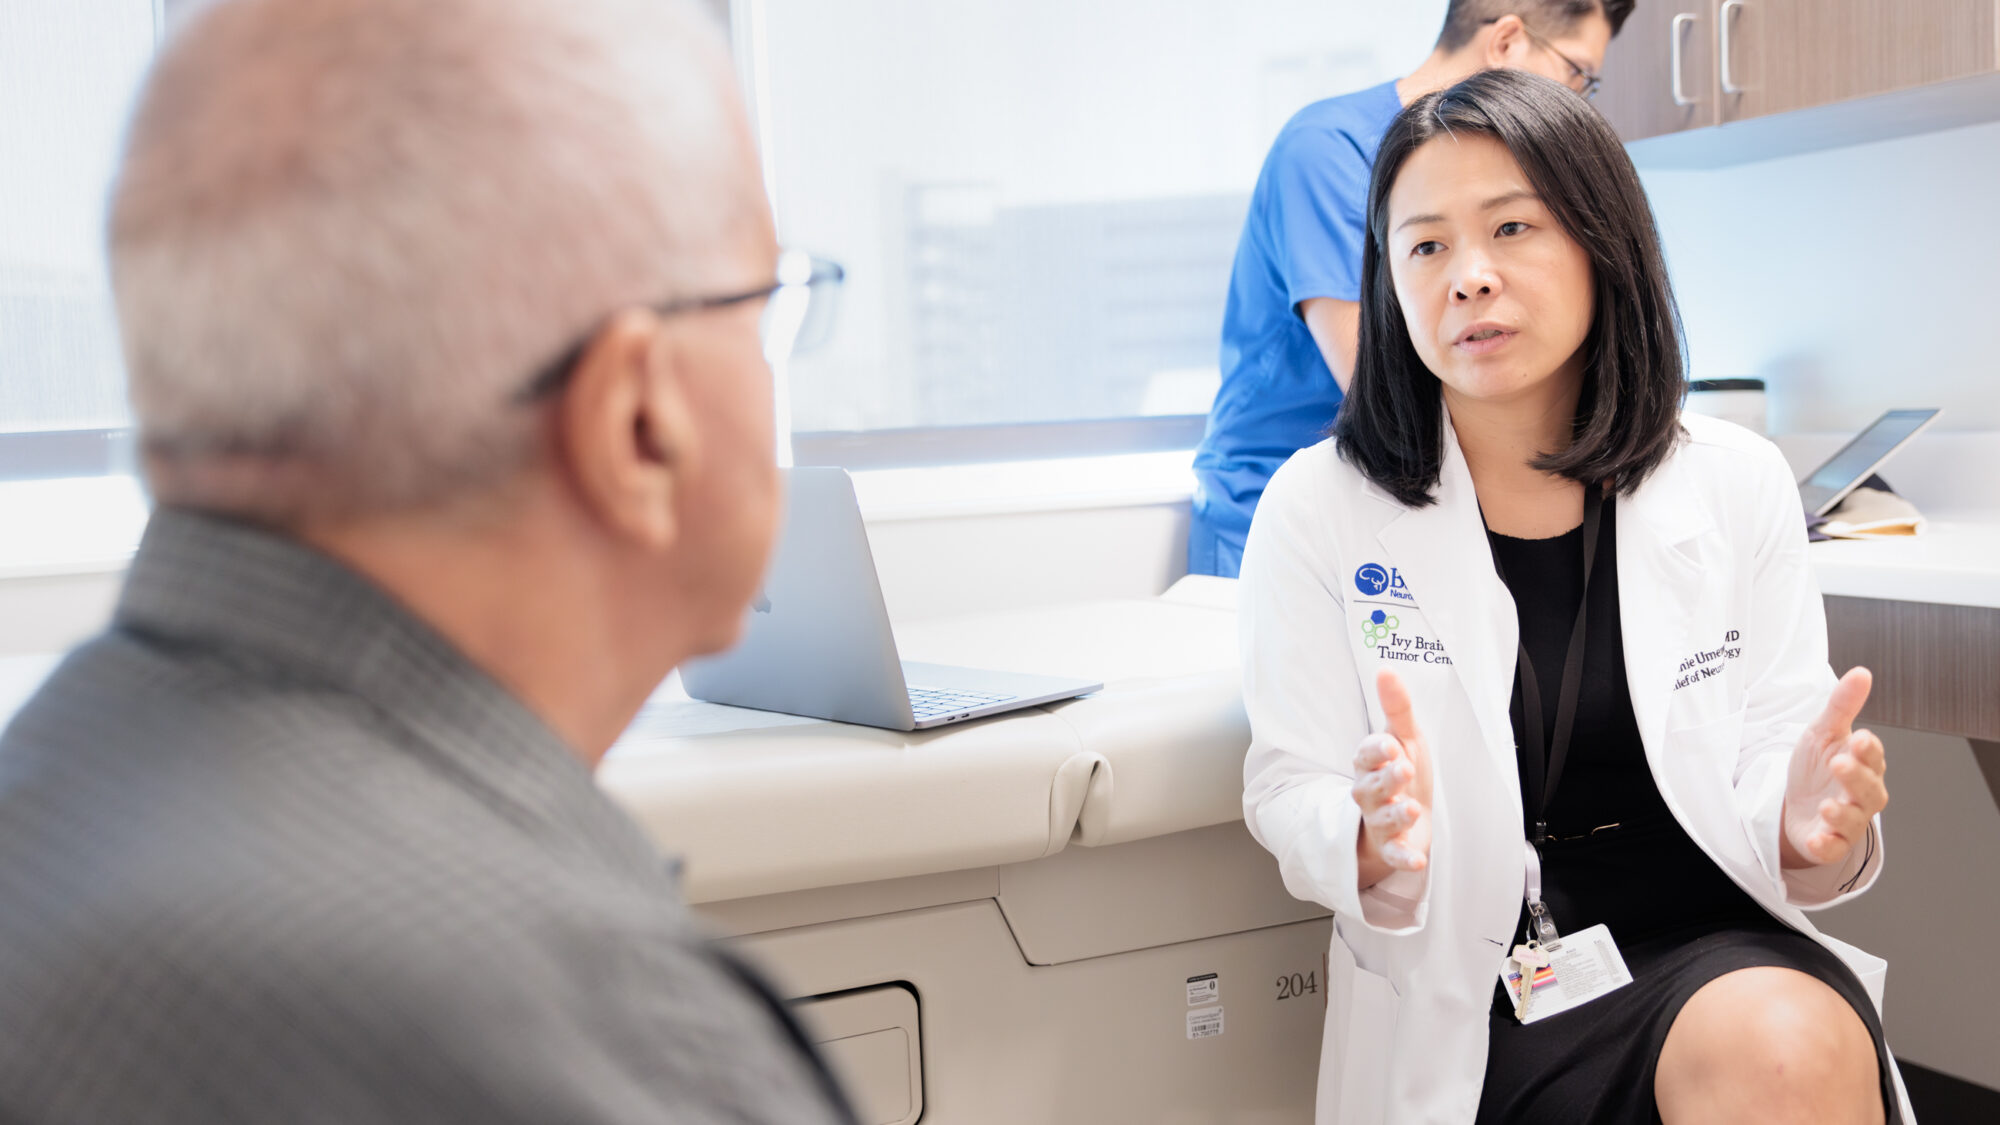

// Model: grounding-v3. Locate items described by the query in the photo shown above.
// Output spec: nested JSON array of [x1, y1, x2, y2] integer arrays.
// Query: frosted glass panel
[[759, 0, 1446, 434], [0, 0, 157, 439]]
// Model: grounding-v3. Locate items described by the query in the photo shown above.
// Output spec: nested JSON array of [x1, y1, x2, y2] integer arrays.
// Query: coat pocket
[[1664, 709, 1746, 770], [1333, 914, 1401, 995], [1324, 931, 1401, 1125]]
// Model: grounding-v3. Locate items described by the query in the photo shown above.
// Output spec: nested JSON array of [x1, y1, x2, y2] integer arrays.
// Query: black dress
[[1471, 497, 1898, 1125]]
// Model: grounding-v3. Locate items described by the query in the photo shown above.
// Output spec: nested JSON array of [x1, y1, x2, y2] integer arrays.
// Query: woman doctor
[[1239, 70, 1907, 1125]]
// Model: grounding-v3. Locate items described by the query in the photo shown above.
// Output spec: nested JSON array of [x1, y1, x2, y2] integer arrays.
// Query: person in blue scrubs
[[1188, 0, 1632, 577]]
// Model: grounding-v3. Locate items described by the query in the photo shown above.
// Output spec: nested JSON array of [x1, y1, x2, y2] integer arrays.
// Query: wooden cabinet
[[1596, 3, 1718, 139], [1720, 0, 1998, 121], [1599, 0, 1999, 143], [1825, 594, 2000, 816], [1826, 595, 2000, 743]]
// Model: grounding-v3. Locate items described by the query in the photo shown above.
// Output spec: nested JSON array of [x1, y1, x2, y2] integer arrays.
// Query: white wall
[[0, 570, 121, 655], [1640, 118, 2000, 433], [871, 502, 1189, 625]]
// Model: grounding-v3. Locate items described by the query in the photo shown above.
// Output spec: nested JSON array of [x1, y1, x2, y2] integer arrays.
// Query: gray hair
[[111, 0, 760, 522]]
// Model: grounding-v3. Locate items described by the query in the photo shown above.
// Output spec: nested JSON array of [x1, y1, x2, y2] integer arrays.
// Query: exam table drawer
[[794, 984, 925, 1125]]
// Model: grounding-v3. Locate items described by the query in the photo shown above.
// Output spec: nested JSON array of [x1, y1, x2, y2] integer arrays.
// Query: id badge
[[1499, 923, 1634, 1024]]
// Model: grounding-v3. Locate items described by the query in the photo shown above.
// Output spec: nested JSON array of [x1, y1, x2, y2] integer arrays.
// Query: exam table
[[600, 576, 1333, 1125]]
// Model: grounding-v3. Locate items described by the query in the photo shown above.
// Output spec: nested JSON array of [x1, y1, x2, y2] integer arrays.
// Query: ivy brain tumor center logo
[[1362, 608, 1398, 643]]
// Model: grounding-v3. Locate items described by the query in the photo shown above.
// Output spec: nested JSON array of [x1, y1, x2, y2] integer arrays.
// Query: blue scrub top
[[1189, 79, 1404, 578]]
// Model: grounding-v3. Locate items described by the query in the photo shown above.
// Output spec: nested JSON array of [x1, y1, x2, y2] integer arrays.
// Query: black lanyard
[[1487, 486, 1605, 847]]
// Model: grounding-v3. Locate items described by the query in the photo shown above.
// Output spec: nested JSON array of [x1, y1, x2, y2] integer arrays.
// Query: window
[[0, 1, 1447, 486], [749, 0, 1443, 467], [0, 1, 161, 482]]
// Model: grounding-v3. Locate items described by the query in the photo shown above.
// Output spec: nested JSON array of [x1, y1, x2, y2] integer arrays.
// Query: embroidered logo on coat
[[1672, 630, 1743, 690], [1355, 563, 1391, 596], [1354, 563, 1415, 602], [1362, 608, 1399, 643]]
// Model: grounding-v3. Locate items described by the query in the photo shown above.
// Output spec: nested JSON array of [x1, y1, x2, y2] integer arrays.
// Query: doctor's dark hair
[[1435, 0, 1636, 52], [1334, 69, 1686, 508]]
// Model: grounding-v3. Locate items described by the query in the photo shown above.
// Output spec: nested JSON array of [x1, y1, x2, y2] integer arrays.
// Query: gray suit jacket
[[0, 509, 854, 1124]]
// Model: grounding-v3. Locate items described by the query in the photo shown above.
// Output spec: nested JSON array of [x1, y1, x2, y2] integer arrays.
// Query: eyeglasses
[[515, 249, 845, 402], [1487, 17, 1603, 100]]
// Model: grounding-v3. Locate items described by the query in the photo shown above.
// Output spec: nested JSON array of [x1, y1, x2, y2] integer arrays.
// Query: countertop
[[1808, 519, 2000, 609]]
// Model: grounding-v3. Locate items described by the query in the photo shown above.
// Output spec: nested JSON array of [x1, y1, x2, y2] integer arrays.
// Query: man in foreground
[[0, 0, 853, 1120]]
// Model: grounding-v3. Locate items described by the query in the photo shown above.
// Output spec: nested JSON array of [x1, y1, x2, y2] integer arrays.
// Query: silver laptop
[[1798, 408, 1941, 518], [681, 467, 1102, 731]]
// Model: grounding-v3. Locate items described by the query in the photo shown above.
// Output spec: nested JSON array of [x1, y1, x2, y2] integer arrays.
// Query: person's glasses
[[759, 250, 845, 364], [1488, 17, 1603, 100], [515, 249, 845, 402]]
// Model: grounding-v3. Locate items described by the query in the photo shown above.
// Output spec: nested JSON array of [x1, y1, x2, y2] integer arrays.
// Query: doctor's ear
[[1481, 15, 1532, 68], [555, 309, 701, 553]]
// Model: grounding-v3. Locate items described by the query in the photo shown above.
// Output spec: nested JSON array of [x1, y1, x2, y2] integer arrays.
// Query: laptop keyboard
[[907, 684, 1018, 720]]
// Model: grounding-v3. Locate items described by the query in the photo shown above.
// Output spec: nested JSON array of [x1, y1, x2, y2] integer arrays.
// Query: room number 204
[[1275, 971, 1318, 1001]]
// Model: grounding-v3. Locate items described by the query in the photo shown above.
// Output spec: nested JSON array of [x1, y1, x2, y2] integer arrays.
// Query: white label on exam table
[[1186, 1006, 1224, 1039], [1185, 973, 1219, 1006]]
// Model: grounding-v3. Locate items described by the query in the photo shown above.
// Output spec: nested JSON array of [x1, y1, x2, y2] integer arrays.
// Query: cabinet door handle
[[1670, 13, 1700, 107], [1719, 0, 1745, 95]]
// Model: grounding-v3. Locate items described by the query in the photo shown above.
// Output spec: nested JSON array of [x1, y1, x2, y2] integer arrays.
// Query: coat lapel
[[1372, 412, 1523, 792], [1616, 439, 1714, 765]]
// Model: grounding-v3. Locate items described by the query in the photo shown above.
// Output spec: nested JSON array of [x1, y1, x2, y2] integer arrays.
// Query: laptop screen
[[1799, 408, 1939, 517]]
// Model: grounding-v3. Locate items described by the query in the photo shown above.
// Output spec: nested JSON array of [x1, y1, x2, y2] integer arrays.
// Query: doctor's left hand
[[1781, 667, 1889, 870]]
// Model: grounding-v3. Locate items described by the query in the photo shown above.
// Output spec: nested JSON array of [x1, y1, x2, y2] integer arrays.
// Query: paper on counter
[[1816, 486, 1926, 539]]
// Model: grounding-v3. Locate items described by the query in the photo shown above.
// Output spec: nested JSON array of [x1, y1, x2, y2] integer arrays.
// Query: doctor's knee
[[1656, 967, 1881, 1125]]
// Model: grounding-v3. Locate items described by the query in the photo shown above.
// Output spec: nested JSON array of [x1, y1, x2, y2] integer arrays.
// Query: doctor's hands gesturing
[[1354, 669, 1435, 881], [1782, 666, 1889, 870]]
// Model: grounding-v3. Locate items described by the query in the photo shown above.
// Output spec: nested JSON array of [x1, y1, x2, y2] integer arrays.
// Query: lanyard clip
[[1526, 900, 1561, 949], [1523, 841, 1562, 949]]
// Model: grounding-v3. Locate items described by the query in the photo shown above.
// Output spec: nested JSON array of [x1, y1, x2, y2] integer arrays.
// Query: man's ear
[[1483, 13, 1529, 69], [556, 309, 700, 553]]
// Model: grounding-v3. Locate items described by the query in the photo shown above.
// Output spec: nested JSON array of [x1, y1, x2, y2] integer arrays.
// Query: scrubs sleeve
[[1730, 442, 1884, 908], [1240, 452, 1430, 934], [1265, 125, 1376, 310]]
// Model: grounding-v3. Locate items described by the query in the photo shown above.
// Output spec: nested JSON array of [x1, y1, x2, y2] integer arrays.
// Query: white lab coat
[[1239, 410, 1913, 1124]]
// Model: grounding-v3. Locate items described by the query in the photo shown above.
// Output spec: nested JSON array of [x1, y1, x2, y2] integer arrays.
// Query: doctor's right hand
[[1354, 669, 1435, 878]]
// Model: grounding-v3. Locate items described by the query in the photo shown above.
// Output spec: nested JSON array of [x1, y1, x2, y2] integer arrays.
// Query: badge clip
[[1523, 841, 1562, 950]]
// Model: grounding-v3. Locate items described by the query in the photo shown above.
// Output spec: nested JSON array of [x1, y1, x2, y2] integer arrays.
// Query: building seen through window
[[756, 0, 1440, 458]]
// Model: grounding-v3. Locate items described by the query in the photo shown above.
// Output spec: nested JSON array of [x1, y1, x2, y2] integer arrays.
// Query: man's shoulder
[[0, 868, 804, 1122], [4, 626, 360, 758], [0, 644, 806, 1119], [1272, 80, 1403, 154], [0, 628, 706, 1011]]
